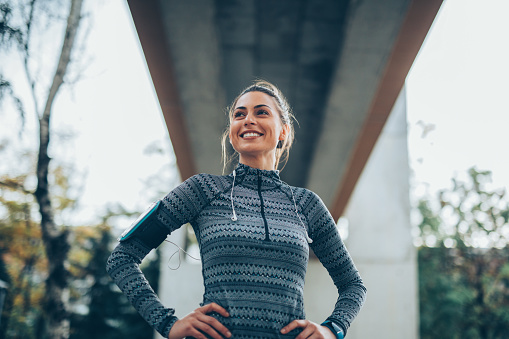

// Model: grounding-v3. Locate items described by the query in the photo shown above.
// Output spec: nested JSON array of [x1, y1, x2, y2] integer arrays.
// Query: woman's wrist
[[321, 320, 344, 339]]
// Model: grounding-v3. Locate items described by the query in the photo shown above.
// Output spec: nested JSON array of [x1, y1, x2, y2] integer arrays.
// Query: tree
[[0, 0, 86, 337], [0, 162, 161, 338], [415, 168, 509, 338], [69, 220, 160, 339], [416, 168, 509, 248], [1, 4, 24, 124], [0, 172, 47, 338]]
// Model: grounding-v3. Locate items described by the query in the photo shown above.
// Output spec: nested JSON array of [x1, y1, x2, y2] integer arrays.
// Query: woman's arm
[[106, 174, 219, 338], [107, 238, 178, 337], [303, 190, 367, 336]]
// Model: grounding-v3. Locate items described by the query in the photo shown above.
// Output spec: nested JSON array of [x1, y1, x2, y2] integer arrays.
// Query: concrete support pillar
[[345, 87, 418, 338]]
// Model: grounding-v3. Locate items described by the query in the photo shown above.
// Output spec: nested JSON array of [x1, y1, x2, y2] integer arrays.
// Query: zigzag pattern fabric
[[107, 163, 366, 338]]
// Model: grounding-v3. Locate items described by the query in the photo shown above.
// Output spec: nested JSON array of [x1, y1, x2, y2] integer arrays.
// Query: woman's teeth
[[242, 133, 261, 138]]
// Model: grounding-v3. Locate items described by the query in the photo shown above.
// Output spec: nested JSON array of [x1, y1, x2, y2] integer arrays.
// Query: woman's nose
[[244, 113, 255, 125]]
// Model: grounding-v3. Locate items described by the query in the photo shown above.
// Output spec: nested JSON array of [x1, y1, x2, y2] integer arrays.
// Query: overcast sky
[[2, 0, 508, 226], [406, 0, 509, 197]]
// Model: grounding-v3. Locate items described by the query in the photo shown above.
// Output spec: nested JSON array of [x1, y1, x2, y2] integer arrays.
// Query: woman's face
[[229, 91, 287, 159]]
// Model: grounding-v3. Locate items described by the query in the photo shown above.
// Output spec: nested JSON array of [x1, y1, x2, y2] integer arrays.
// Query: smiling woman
[[221, 81, 296, 173], [229, 91, 287, 170], [107, 80, 366, 339]]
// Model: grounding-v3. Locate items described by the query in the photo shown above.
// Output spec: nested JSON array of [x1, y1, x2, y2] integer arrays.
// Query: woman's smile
[[241, 131, 263, 138]]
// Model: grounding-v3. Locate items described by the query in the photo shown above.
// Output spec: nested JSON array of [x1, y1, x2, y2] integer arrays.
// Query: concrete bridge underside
[[124, 0, 443, 338], [127, 0, 442, 220]]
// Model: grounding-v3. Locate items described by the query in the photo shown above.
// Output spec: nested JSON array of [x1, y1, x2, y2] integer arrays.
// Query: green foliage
[[69, 226, 157, 339], [0, 174, 46, 338], [419, 247, 509, 338], [416, 168, 509, 248], [416, 167, 509, 338], [0, 163, 160, 338]]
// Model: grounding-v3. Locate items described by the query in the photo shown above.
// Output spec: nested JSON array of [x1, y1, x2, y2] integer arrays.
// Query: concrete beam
[[157, 0, 226, 176], [308, 0, 443, 220], [127, 0, 196, 180], [331, 0, 444, 219], [128, 0, 226, 178]]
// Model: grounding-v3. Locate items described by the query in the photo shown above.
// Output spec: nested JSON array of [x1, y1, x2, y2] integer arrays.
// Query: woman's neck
[[238, 154, 276, 171]]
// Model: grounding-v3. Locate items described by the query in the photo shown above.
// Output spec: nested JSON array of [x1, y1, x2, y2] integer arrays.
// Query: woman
[[107, 81, 366, 339]]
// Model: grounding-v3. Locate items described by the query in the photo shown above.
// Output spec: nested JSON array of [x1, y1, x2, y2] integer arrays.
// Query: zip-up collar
[[228, 162, 313, 243], [231, 162, 281, 191]]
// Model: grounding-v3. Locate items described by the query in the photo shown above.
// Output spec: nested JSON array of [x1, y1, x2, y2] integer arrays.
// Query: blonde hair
[[221, 80, 296, 173]]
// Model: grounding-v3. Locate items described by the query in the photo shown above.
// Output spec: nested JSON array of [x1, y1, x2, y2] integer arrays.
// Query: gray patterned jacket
[[106, 163, 366, 338]]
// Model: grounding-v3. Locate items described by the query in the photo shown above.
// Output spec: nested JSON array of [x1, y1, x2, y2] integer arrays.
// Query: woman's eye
[[257, 110, 269, 115], [234, 111, 245, 118]]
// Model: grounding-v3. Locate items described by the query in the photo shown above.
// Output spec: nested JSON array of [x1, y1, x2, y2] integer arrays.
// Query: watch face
[[331, 323, 340, 332], [325, 321, 343, 338]]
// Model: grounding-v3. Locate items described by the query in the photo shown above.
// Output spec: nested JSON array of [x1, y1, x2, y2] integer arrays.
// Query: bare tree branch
[[0, 76, 26, 130], [0, 179, 33, 195], [0, 2, 22, 45], [33, 0, 84, 337], [22, 0, 41, 117]]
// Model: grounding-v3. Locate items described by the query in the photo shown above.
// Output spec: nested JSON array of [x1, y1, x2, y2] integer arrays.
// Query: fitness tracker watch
[[321, 320, 344, 339]]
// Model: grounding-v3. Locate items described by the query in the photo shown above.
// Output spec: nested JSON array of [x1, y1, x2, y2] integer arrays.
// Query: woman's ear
[[279, 124, 290, 141]]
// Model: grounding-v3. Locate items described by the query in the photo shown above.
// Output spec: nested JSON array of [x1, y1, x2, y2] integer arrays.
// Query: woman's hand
[[168, 303, 231, 339], [280, 319, 336, 339]]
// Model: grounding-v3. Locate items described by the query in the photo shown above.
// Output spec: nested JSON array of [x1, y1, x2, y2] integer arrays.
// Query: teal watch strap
[[321, 320, 344, 339]]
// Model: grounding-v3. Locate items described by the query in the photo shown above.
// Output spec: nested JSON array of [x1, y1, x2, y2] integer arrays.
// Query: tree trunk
[[33, 0, 83, 338]]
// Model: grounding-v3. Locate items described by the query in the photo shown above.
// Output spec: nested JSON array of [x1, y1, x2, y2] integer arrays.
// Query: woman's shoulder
[[284, 184, 327, 214], [187, 172, 232, 184], [286, 184, 321, 201], [183, 172, 233, 194]]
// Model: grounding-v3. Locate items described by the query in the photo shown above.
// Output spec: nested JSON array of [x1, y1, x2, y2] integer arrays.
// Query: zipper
[[257, 172, 270, 241]]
